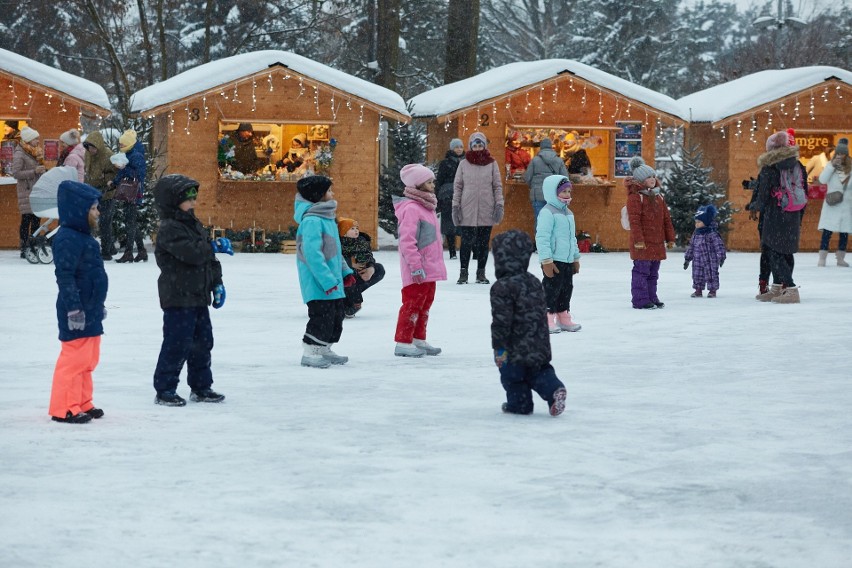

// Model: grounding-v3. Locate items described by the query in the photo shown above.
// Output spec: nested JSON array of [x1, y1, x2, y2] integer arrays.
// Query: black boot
[[115, 250, 134, 263], [52, 411, 93, 424], [475, 269, 489, 284], [457, 268, 468, 285], [134, 247, 148, 262], [190, 388, 225, 403]]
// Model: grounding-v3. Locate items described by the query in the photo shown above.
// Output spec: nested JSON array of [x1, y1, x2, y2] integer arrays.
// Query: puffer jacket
[[452, 156, 504, 227], [83, 131, 117, 191], [294, 195, 353, 303], [11, 143, 42, 214], [112, 140, 147, 203], [154, 175, 223, 309], [817, 160, 852, 233], [393, 195, 447, 287], [524, 149, 567, 202], [535, 175, 581, 264], [752, 146, 805, 255], [490, 230, 552, 368], [625, 178, 675, 261], [63, 143, 86, 182], [53, 181, 108, 341]]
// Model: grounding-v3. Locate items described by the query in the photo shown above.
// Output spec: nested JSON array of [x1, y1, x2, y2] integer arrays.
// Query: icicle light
[[8, 83, 17, 110], [597, 90, 603, 124], [185, 102, 192, 134], [203, 96, 209, 119], [169, 108, 175, 133], [232, 83, 240, 103], [251, 79, 257, 112], [313, 84, 320, 116], [267, 73, 274, 92], [298, 77, 305, 98], [24, 86, 32, 107], [552, 82, 559, 103], [809, 92, 815, 121], [376, 114, 383, 142], [359, 104, 364, 124], [581, 85, 587, 107], [765, 109, 772, 130], [538, 86, 545, 116]]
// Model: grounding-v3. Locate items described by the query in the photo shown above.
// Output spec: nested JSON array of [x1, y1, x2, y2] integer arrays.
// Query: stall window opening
[[218, 122, 331, 181]]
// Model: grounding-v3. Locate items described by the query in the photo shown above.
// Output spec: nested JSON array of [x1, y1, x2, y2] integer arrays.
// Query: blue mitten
[[211, 237, 234, 255], [212, 284, 226, 309], [68, 310, 85, 330]]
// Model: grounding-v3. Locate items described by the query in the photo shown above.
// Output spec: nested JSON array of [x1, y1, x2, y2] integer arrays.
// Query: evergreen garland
[[662, 143, 737, 247]]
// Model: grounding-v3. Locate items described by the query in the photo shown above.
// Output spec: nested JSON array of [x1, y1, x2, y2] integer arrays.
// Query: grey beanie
[[629, 156, 656, 182], [449, 138, 463, 150], [539, 138, 553, 150], [836, 138, 849, 157]]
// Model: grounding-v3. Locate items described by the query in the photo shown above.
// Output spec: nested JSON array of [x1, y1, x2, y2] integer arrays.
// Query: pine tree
[[378, 120, 426, 236], [662, 143, 736, 247]]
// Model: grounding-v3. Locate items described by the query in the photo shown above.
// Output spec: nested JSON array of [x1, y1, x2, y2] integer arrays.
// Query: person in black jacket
[[151, 174, 233, 406], [436, 139, 464, 258], [490, 230, 566, 416]]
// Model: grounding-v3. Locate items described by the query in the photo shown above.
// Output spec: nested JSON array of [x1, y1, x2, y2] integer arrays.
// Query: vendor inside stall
[[1, 119, 27, 177], [508, 127, 610, 185]]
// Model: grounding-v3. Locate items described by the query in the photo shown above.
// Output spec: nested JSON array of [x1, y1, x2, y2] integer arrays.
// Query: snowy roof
[[129, 50, 409, 120], [678, 66, 852, 124], [0, 48, 112, 112], [408, 59, 688, 122]]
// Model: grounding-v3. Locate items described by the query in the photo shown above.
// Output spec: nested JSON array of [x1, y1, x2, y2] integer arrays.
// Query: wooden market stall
[[0, 48, 111, 249], [409, 59, 688, 250], [679, 66, 852, 251], [129, 50, 409, 245]]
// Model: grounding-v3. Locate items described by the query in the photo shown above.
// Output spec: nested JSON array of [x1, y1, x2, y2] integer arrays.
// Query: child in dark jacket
[[684, 204, 727, 298], [490, 229, 566, 416], [337, 217, 385, 317], [152, 174, 232, 406], [49, 181, 109, 423]]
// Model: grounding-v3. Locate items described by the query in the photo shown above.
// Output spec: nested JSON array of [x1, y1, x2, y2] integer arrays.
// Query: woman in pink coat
[[58, 129, 86, 182], [452, 131, 504, 284], [393, 163, 447, 358]]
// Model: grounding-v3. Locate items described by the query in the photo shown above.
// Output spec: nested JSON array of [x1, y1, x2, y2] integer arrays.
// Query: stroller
[[26, 166, 78, 265]]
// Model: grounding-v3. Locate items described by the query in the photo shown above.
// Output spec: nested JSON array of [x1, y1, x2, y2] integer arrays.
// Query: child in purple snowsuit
[[684, 205, 727, 298]]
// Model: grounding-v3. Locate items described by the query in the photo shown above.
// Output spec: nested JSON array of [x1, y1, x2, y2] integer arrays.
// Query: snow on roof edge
[[129, 50, 409, 119], [0, 48, 111, 111], [408, 59, 689, 122]]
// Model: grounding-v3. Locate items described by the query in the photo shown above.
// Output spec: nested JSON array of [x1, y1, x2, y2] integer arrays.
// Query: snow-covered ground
[[2, 248, 851, 567]]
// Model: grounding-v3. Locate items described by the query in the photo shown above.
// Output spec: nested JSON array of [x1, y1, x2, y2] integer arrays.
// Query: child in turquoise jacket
[[535, 175, 582, 333], [294, 175, 355, 368]]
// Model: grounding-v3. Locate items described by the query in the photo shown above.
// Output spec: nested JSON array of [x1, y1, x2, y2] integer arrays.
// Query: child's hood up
[[542, 174, 569, 210], [154, 174, 200, 219], [492, 229, 533, 279], [58, 181, 100, 234]]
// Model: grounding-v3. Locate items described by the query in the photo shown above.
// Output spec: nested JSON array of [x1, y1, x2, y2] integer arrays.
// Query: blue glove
[[212, 284, 226, 309], [411, 269, 426, 284], [211, 237, 234, 256], [494, 348, 508, 369], [68, 310, 85, 330]]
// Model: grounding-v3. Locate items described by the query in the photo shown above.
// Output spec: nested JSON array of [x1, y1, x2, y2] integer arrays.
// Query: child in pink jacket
[[393, 164, 447, 357]]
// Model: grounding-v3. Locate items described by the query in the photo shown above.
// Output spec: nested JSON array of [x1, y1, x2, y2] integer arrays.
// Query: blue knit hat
[[449, 138, 463, 150], [695, 204, 717, 226]]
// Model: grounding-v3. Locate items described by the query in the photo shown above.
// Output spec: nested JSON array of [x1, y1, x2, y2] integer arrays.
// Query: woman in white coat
[[817, 138, 851, 267]]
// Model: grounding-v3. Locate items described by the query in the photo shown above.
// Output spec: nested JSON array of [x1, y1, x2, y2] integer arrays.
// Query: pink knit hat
[[400, 163, 434, 188], [766, 128, 796, 151]]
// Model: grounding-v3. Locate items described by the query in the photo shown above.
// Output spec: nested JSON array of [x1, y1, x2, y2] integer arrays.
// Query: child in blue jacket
[[535, 175, 582, 333], [49, 181, 108, 423], [294, 175, 355, 368]]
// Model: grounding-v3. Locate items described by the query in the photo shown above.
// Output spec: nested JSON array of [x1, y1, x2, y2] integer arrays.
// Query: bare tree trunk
[[375, 0, 400, 91], [204, 0, 214, 63], [156, 0, 168, 80], [137, 0, 156, 83], [81, 0, 131, 116], [444, 0, 480, 84], [367, 0, 377, 63]]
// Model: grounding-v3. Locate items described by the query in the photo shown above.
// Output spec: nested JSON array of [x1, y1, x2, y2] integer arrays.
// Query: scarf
[[694, 225, 715, 235], [403, 186, 437, 210], [465, 149, 495, 166], [20, 140, 44, 165], [58, 146, 72, 166]]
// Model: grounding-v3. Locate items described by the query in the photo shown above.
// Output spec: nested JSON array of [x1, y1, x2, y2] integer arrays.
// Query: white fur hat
[[20, 126, 39, 143]]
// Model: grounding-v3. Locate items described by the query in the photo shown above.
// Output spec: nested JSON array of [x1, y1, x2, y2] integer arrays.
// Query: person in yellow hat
[[110, 129, 148, 263]]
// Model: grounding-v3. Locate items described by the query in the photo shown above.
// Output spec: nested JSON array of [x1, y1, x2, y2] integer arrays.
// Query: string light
[[569, 78, 575, 92], [169, 108, 175, 133], [232, 83, 240, 103], [538, 85, 545, 116], [492, 101, 497, 121], [780, 102, 787, 116], [821, 86, 829, 102], [626, 102, 632, 118], [313, 84, 320, 116], [597, 89, 603, 124], [611, 97, 619, 119], [749, 114, 757, 143], [835, 85, 844, 100], [77, 110, 82, 131], [203, 95, 209, 119], [376, 113, 383, 142], [60, 98, 67, 113], [267, 73, 274, 92], [581, 85, 587, 107], [24, 86, 32, 107], [185, 102, 192, 134], [793, 98, 800, 121], [298, 77, 305, 98], [251, 79, 257, 112], [359, 104, 364, 124], [719, 124, 726, 139], [736, 119, 743, 138], [220, 90, 228, 100], [330, 91, 337, 120], [644, 109, 649, 127], [552, 82, 559, 103], [8, 83, 17, 110], [461, 113, 467, 135], [524, 92, 531, 112], [346, 98, 352, 111], [765, 108, 772, 130], [809, 92, 815, 120]]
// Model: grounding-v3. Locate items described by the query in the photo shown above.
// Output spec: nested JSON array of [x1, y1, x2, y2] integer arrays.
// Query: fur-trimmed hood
[[758, 146, 799, 168]]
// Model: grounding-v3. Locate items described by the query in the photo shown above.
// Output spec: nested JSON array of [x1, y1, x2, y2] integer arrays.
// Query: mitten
[[103, 306, 107, 320], [411, 269, 426, 284], [35, 165, 46, 175], [211, 237, 234, 255], [494, 205, 504, 224], [572, 261, 580, 274], [212, 284, 226, 308], [541, 261, 559, 278], [683, 261, 690, 270], [494, 348, 508, 369], [452, 206, 461, 226], [325, 285, 339, 296], [67, 310, 85, 330], [343, 274, 357, 288]]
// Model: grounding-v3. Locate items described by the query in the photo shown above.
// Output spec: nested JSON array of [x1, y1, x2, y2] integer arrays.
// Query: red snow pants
[[394, 282, 436, 343], [49, 336, 100, 418]]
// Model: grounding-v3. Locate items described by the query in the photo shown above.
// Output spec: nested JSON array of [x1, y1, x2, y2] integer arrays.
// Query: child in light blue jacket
[[535, 175, 582, 333]]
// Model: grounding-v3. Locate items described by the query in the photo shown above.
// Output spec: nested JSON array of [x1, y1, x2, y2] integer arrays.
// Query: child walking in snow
[[535, 175, 582, 333], [393, 164, 447, 357], [49, 181, 108, 423], [490, 230, 566, 416], [294, 176, 356, 368], [152, 175, 231, 406], [684, 204, 727, 298], [338, 217, 385, 318]]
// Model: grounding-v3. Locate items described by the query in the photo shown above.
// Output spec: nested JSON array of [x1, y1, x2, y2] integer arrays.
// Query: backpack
[[620, 194, 643, 230], [771, 166, 807, 212]]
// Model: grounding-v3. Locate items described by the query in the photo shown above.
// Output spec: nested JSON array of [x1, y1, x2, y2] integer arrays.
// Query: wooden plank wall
[[0, 78, 92, 248], [424, 85, 660, 251], [154, 73, 382, 243]]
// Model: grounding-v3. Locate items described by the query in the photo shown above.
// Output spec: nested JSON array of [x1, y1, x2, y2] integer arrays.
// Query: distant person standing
[[816, 138, 851, 267], [111, 129, 148, 263], [57, 129, 86, 182], [83, 130, 118, 260], [806, 145, 834, 183], [524, 137, 568, 230], [436, 138, 464, 259], [11, 126, 45, 259]]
